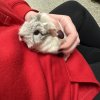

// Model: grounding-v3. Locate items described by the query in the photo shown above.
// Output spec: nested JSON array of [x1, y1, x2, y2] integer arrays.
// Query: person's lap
[[49, 1, 100, 99]]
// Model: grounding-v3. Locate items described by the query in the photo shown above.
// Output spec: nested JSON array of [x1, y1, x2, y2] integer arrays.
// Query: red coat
[[0, 0, 100, 100]]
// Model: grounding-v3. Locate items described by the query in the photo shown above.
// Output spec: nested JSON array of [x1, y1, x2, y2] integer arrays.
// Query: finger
[[60, 33, 78, 50], [60, 16, 78, 35], [49, 14, 64, 21], [64, 53, 71, 61], [62, 37, 80, 55], [59, 16, 79, 49], [48, 14, 60, 27], [49, 14, 80, 51]]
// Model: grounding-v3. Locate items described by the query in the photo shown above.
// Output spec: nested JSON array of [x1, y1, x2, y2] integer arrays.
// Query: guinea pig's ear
[[43, 23, 48, 29], [36, 13, 41, 21], [30, 12, 42, 22], [27, 15, 37, 22]]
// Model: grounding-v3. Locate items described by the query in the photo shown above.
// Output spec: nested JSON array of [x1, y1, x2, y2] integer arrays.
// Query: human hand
[[25, 11, 80, 58], [25, 11, 38, 21], [49, 14, 80, 57]]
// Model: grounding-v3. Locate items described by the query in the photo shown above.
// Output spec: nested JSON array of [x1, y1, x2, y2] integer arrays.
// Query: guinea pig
[[18, 13, 67, 54]]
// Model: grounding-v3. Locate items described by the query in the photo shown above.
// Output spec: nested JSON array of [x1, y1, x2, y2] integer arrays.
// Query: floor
[[25, 0, 100, 26]]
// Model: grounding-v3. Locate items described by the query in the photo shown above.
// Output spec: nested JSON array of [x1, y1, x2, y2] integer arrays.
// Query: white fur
[[18, 13, 67, 55]]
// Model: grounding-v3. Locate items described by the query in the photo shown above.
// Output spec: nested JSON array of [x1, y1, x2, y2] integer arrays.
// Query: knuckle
[[77, 37, 80, 44], [66, 16, 71, 20], [61, 15, 71, 22]]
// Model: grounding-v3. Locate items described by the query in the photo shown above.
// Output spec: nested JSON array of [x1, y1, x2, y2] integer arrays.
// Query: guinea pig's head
[[18, 13, 65, 49]]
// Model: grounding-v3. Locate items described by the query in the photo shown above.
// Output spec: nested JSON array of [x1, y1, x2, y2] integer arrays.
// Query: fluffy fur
[[18, 13, 67, 54]]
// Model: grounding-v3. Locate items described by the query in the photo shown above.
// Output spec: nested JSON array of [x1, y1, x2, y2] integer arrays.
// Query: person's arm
[[5, 0, 39, 20]]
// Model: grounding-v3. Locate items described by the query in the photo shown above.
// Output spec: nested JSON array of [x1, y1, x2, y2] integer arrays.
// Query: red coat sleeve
[[5, 0, 39, 19]]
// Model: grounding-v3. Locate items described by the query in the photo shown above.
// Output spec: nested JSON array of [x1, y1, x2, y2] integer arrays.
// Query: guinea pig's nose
[[57, 30, 64, 39]]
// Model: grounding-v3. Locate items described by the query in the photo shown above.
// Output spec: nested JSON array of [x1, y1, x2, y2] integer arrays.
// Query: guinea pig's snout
[[57, 30, 64, 39]]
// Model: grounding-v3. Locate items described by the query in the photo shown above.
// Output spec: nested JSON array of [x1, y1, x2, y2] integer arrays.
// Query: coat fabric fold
[[0, 0, 100, 100]]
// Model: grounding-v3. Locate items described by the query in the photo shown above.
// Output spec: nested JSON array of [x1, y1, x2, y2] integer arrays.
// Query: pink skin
[[25, 11, 80, 58]]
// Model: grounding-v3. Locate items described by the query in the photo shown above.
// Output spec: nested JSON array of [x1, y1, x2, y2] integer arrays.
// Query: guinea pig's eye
[[34, 30, 40, 35]]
